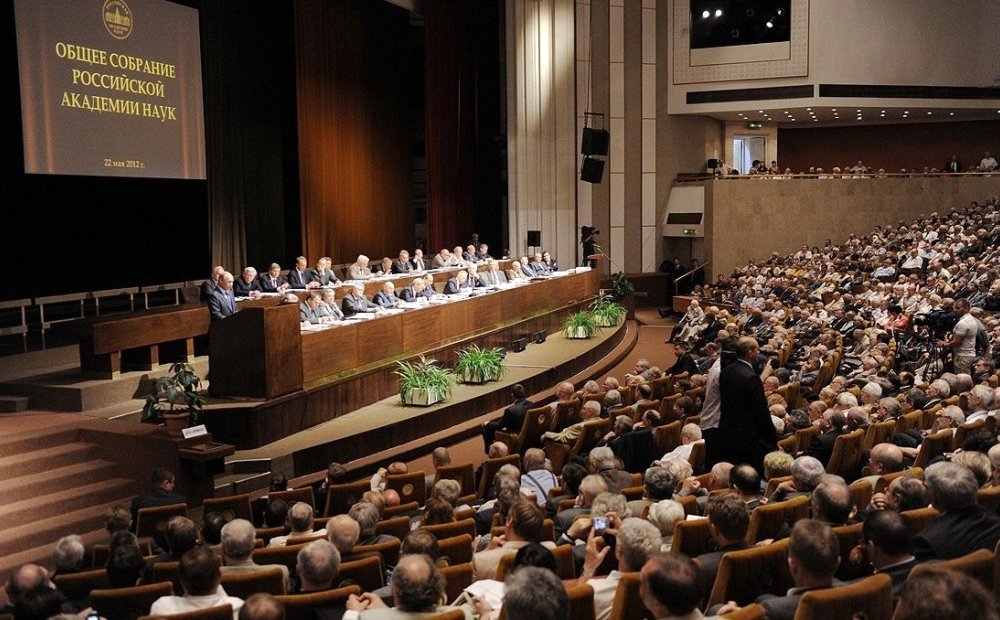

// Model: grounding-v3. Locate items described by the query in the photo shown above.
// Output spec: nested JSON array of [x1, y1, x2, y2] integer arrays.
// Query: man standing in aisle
[[715, 337, 776, 474]]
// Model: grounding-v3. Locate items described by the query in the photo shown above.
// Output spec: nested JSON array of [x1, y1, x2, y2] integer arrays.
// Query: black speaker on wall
[[527, 230, 541, 247], [581, 128, 610, 156], [580, 157, 605, 183]]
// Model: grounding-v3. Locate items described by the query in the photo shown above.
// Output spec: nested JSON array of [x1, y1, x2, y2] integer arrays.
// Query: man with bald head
[[716, 336, 777, 473], [208, 271, 238, 321]]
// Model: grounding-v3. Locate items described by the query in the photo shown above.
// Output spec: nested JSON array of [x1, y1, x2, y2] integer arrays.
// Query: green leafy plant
[[563, 311, 599, 338], [394, 356, 456, 405], [591, 293, 626, 327], [454, 344, 506, 384], [611, 271, 635, 301], [141, 362, 205, 424]]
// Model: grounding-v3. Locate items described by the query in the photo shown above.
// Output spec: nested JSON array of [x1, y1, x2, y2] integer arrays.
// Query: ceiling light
[[715, 9, 722, 17], [949, 112, 955, 116], [766, 20, 773, 28], [831, 108, 837, 112], [806, 107, 811, 111], [927, 111, 932, 115], [702, 10, 710, 18]]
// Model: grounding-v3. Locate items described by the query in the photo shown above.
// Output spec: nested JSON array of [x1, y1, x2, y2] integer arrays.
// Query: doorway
[[733, 136, 766, 175]]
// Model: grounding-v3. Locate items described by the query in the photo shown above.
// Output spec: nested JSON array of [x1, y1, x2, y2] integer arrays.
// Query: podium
[[209, 304, 303, 399]]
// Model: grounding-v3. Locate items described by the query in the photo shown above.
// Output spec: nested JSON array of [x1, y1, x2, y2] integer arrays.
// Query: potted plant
[[454, 344, 506, 384], [563, 311, 599, 339], [611, 271, 636, 319], [591, 293, 626, 327], [141, 362, 205, 437], [395, 356, 456, 406]]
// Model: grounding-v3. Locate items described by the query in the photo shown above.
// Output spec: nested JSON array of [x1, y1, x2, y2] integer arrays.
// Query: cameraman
[[938, 299, 978, 374]]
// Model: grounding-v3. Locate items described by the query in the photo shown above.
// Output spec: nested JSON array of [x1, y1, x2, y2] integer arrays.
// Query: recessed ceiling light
[[806, 107, 811, 111], [949, 112, 954, 116], [715, 9, 722, 17], [927, 112, 932, 115], [702, 10, 710, 18], [831, 108, 837, 112], [904, 111, 909, 114], [880, 113, 885, 117], [856, 109, 861, 112]]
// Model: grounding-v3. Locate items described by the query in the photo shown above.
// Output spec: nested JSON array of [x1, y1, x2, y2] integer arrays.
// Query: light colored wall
[[705, 176, 1000, 277]]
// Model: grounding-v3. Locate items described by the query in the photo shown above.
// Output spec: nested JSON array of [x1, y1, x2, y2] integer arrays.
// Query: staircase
[[0, 426, 137, 575]]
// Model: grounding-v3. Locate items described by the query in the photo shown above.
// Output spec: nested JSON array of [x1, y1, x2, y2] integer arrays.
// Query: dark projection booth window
[[690, 1, 791, 49]]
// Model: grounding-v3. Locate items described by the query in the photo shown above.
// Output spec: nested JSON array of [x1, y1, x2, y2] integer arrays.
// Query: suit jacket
[[410, 257, 427, 271], [391, 259, 413, 274], [342, 294, 377, 317], [472, 540, 534, 581], [717, 359, 777, 471], [259, 273, 288, 293], [554, 506, 589, 537], [398, 286, 421, 302], [232, 278, 262, 297], [207, 287, 237, 321], [912, 505, 1000, 561], [498, 398, 533, 433], [443, 277, 471, 295], [310, 268, 339, 287], [757, 584, 841, 620], [346, 264, 372, 280], [130, 488, 187, 524], [287, 269, 311, 289], [372, 291, 400, 308], [199, 280, 217, 302], [300, 302, 332, 324], [666, 353, 700, 376], [802, 428, 847, 467]]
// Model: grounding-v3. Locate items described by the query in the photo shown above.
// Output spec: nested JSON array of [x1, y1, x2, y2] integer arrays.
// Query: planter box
[[459, 370, 501, 385], [401, 388, 444, 407], [162, 411, 191, 437], [565, 327, 593, 339], [593, 314, 621, 327]]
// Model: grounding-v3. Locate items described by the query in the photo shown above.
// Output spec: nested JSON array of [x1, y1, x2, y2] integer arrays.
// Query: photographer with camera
[[938, 299, 979, 374]]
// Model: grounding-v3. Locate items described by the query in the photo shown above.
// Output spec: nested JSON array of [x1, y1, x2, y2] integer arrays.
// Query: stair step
[[0, 527, 110, 577], [0, 478, 136, 530], [0, 396, 30, 413], [0, 428, 81, 458], [0, 460, 120, 504], [0, 498, 134, 559], [0, 442, 98, 481]]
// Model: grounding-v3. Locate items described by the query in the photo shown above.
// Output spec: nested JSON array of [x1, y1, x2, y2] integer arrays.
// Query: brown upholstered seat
[[139, 604, 234, 620], [706, 539, 792, 609], [202, 493, 254, 522], [791, 573, 892, 620], [745, 496, 809, 543], [90, 581, 173, 620], [220, 565, 287, 598], [273, 585, 360, 620], [135, 502, 188, 538]]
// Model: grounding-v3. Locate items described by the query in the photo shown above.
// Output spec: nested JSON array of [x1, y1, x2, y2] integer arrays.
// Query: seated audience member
[[344, 554, 462, 617], [482, 384, 534, 450], [310, 257, 339, 287], [418, 497, 455, 527], [131, 467, 186, 523], [541, 400, 601, 446], [299, 292, 333, 325], [349, 502, 398, 547], [12, 586, 67, 620], [519, 448, 558, 505], [729, 463, 765, 509], [719, 520, 841, 620], [259, 263, 288, 293], [373, 256, 394, 275], [894, 569, 998, 620], [768, 456, 825, 502], [763, 450, 794, 483], [391, 250, 414, 274], [268, 502, 325, 548], [579, 517, 662, 620], [238, 593, 285, 620], [233, 267, 263, 298], [397, 277, 427, 303], [202, 512, 226, 546], [372, 281, 401, 309], [295, 540, 342, 594], [442, 269, 472, 295], [409, 248, 427, 271], [430, 248, 452, 269], [858, 509, 916, 600], [341, 284, 379, 317], [149, 546, 244, 619], [696, 494, 751, 594], [264, 498, 289, 528], [319, 289, 345, 321], [326, 514, 375, 564], [638, 552, 705, 620], [801, 409, 848, 467], [647, 500, 686, 552], [286, 257, 312, 289], [627, 465, 679, 517], [589, 446, 633, 494], [51, 535, 85, 577], [346, 255, 373, 280], [502, 566, 568, 620], [107, 541, 144, 588], [912, 461, 1000, 561], [473, 497, 549, 581], [659, 423, 703, 463], [545, 462, 587, 519], [219, 519, 290, 588], [143, 516, 199, 584], [809, 478, 853, 527]]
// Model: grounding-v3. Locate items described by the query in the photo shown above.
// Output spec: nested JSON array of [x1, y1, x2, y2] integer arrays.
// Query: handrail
[[673, 258, 709, 297], [674, 170, 999, 183]]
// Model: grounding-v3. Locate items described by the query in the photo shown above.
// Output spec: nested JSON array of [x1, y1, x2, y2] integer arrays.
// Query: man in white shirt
[[980, 151, 998, 172], [660, 423, 703, 463], [150, 546, 243, 619], [941, 299, 978, 375]]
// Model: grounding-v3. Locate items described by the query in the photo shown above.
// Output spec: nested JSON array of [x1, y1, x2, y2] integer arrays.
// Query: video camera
[[913, 308, 959, 333]]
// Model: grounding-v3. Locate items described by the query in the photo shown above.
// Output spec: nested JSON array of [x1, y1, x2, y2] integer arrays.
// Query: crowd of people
[[714, 151, 1000, 178], [12, 199, 1000, 619]]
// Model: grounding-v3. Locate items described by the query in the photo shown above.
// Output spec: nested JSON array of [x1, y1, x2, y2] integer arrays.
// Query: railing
[[673, 258, 708, 298], [675, 170, 999, 183]]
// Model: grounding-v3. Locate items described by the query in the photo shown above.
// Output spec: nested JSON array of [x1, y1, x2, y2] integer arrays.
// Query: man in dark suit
[[207, 271, 237, 321], [912, 461, 1000, 561], [443, 269, 471, 295], [130, 468, 187, 523], [860, 510, 917, 601], [801, 409, 848, 467], [232, 266, 263, 297], [398, 277, 426, 302], [409, 248, 427, 272], [696, 494, 751, 599], [553, 474, 607, 538], [372, 281, 401, 309], [199, 266, 225, 302], [287, 256, 313, 289], [309, 257, 339, 287], [341, 283, 379, 317], [391, 250, 414, 274], [715, 337, 777, 474], [482, 384, 533, 450], [665, 340, 700, 376], [259, 263, 288, 293]]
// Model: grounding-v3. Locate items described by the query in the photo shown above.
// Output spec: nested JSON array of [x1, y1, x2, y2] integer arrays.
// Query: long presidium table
[[208, 268, 601, 401]]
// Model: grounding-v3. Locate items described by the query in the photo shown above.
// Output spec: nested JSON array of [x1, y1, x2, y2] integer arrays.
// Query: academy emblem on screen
[[103, 0, 133, 40]]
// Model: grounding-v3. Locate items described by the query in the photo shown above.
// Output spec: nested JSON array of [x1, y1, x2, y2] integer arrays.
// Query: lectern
[[209, 304, 303, 399]]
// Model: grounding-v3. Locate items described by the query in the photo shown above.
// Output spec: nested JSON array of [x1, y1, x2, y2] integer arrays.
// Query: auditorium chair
[[386, 471, 427, 506], [912, 428, 953, 468], [92, 538, 153, 567], [476, 453, 521, 499], [252, 542, 308, 573], [439, 562, 473, 604], [793, 426, 821, 453], [745, 496, 809, 543], [893, 410, 924, 435], [607, 572, 653, 620], [671, 517, 713, 558], [847, 479, 872, 514], [220, 565, 286, 598], [706, 539, 793, 609], [551, 397, 583, 431], [353, 538, 402, 568], [437, 534, 473, 566], [274, 585, 360, 620], [763, 475, 792, 499], [90, 581, 173, 620], [688, 440, 706, 474], [584, 390, 607, 406], [254, 525, 288, 546], [269, 487, 316, 510], [653, 420, 682, 454], [658, 393, 682, 424], [151, 560, 183, 593], [979, 485, 1000, 516], [792, 573, 892, 620], [563, 583, 596, 620], [496, 405, 557, 455], [422, 518, 476, 540], [427, 610, 466, 620], [952, 418, 986, 450], [434, 462, 477, 498], [649, 375, 674, 401], [495, 546, 576, 581], [900, 506, 940, 538], [632, 399, 661, 424], [544, 418, 608, 474], [490, 519, 555, 545], [202, 493, 254, 522], [862, 419, 896, 451], [785, 381, 802, 409], [826, 429, 864, 480], [337, 555, 384, 591], [622, 485, 644, 501], [872, 467, 921, 494], [374, 515, 412, 541], [831, 522, 868, 582], [53, 568, 111, 602], [324, 479, 371, 516], [777, 434, 798, 453], [909, 548, 995, 593], [135, 502, 188, 538], [382, 501, 420, 518], [139, 605, 233, 620]]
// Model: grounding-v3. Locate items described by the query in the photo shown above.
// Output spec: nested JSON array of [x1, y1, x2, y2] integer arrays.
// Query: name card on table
[[183, 424, 208, 439]]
